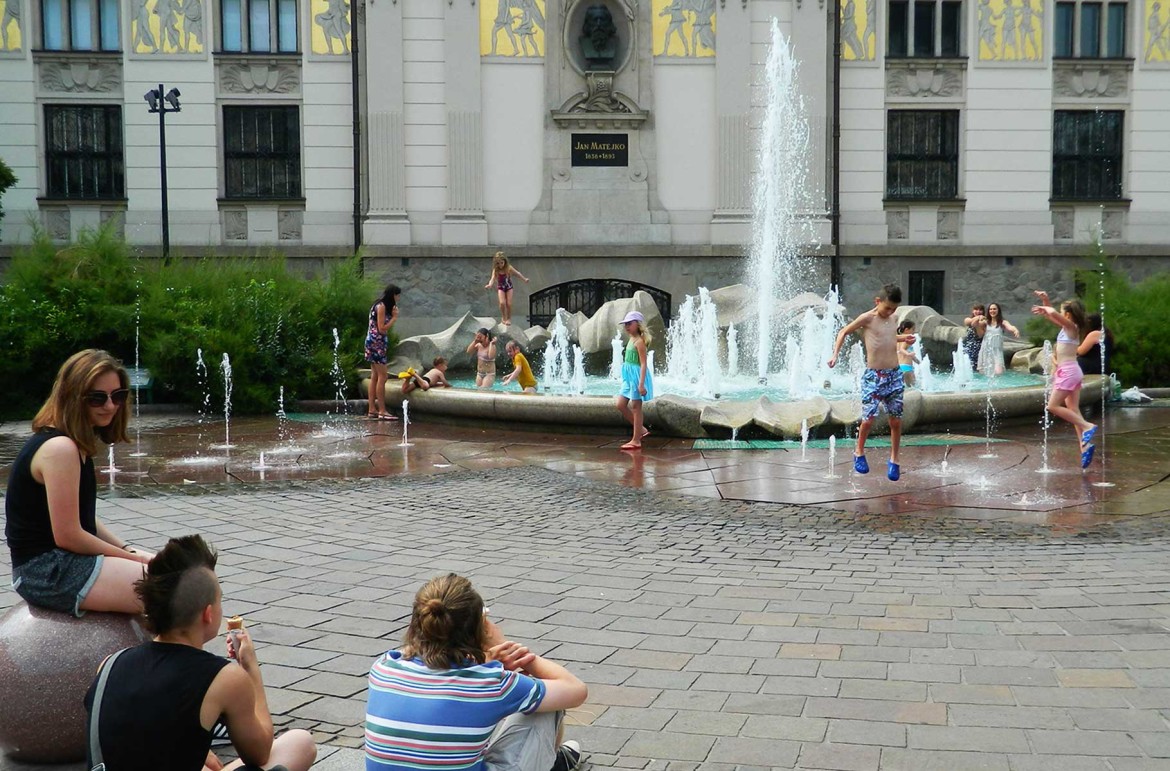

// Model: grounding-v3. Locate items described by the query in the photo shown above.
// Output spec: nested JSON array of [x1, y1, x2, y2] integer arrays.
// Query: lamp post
[[144, 84, 181, 261]]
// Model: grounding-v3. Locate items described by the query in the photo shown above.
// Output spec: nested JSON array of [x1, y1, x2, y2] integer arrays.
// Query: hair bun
[[423, 598, 446, 615]]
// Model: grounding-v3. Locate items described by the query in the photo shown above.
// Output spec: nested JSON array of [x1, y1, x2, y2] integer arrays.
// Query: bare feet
[[620, 441, 642, 451]]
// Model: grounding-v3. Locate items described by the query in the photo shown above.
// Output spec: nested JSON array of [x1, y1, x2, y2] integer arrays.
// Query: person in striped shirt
[[366, 574, 588, 770]]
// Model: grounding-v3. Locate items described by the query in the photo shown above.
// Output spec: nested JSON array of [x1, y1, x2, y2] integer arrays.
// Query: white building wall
[[1129, 65, 1170, 244], [481, 62, 544, 245], [0, 53, 38, 244], [402, 0, 447, 243], [653, 63, 717, 243], [302, 59, 355, 247]]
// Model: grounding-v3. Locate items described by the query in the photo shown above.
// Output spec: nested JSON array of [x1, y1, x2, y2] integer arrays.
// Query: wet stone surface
[[2, 404, 1170, 769]]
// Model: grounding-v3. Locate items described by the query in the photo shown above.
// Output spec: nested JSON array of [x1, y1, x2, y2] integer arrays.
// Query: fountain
[[665, 289, 723, 398], [726, 325, 739, 377], [800, 418, 809, 461], [1038, 341, 1055, 473], [211, 353, 235, 451], [610, 332, 623, 381], [826, 435, 838, 478], [399, 400, 413, 447], [330, 327, 346, 418]]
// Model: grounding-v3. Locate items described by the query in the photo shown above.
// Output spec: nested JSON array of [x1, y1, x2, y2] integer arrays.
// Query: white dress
[[977, 324, 1005, 377]]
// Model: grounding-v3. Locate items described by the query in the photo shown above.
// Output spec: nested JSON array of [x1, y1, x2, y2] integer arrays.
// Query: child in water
[[402, 357, 451, 395], [897, 320, 920, 388], [485, 251, 529, 327]]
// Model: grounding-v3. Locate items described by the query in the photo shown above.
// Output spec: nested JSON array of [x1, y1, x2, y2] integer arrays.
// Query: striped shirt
[[366, 650, 546, 770]]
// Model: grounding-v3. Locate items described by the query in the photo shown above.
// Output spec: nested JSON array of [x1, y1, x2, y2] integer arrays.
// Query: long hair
[[986, 302, 1009, 329], [401, 574, 487, 670], [135, 534, 219, 635], [493, 251, 509, 273], [379, 284, 401, 310], [628, 321, 653, 348], [32, 349, 130, 457], [1062, 299, 1090, 340]]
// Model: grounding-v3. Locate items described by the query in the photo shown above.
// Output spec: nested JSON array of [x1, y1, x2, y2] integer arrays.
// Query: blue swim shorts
[[861, 367, 904, 421]]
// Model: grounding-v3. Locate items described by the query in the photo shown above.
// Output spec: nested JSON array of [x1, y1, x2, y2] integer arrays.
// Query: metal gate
[[528, 279, 672, 330]]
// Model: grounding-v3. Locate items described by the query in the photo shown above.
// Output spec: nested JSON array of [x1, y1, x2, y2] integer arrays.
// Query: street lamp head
[[144, 89, 160, 111], [164, 88, 181, 111]]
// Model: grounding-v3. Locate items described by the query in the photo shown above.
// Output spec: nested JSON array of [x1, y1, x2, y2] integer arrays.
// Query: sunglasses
[[84, 389, 130, 407]]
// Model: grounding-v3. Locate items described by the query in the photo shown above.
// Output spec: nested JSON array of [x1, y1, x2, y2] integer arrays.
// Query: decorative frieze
[[885, 60, 965, 101], [937, 210, 961, 240], [36, 54, 122, 95], [887, 210, 909, 240], [223, 210, 247, 241], [1053, 61, 1131, 101], [1052, 209, 1074, 240], [217, 57, 301, 96], [43, 208, 70, 240], [278, 209, 303, 241]]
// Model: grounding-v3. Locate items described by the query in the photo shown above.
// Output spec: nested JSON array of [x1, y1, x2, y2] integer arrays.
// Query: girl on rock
[[484, 251, 529, 327], [5, 350, 153, 616]]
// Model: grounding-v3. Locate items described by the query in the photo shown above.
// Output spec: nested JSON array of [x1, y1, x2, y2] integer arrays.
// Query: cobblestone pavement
[[4, 465, 1170, 770]]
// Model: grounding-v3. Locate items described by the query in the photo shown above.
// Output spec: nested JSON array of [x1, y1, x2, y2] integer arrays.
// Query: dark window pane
[[1055, 2, 1075, 55], [941, 1, 962, 55], [914, 0, 935, 55], [1106, 3, 1126, 56], [889, 0, 909, 56], [887, 110, 959, 199], [223, 106, 302, 199], [44, 105, 124, 199], [1053, 110, 1123, 199], [1081, 2, 1101, 56]]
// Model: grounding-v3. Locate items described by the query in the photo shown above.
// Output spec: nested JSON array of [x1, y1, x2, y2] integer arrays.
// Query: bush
[[0, 225, 388, 419], [1025, 263, 1170, 387]]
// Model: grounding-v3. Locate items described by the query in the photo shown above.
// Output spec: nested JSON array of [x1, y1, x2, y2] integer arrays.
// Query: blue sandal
[[1080, 444, 1096, 469], [887, 461, 901, 481], [1081, 425, 1098, 445], [854, 454, 869, 474]]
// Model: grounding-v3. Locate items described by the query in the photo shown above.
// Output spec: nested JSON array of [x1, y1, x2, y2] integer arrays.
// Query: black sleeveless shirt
[[4, 429, 97, 568], [85, 642, 230, 771]]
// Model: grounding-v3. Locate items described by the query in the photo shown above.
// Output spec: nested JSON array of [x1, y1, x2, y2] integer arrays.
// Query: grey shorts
[[11, 548, 104, 617], [484, 711, 562, 771]]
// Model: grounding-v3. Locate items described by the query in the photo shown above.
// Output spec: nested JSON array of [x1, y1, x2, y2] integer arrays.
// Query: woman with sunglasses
[[5, 349, 153, 617]]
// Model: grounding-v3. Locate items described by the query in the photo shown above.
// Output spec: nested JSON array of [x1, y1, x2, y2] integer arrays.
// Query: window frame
[[218, 0, 299, 54], [42, 103, 126, 201], [1052, 110, 1124, 201], [908, 270, 946, 313], [887, 0, 965, 58], [1053, 0, 1129, 58], [221, 104, 304, 201], [885, 109, 961, 201], [40, 0, 120, 51]]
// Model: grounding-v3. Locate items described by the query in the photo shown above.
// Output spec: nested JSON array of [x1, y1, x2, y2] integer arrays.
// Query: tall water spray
[[750, 19, 818, 381], [221, 353, 234, 449], [666, 289, 723, 398]]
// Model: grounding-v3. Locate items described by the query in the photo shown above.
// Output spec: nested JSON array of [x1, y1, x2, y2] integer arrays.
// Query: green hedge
[[1025, 265, 1170, 387], [0, 226, 392, 419]]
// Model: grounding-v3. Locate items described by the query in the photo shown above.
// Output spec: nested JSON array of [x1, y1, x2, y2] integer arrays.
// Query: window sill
[[37, 197, 127, 206], [1053, 56, 1134, 64], [32, 49, 122, 59], [885, 56, 968, 66], [217, 197, 306, 206], [1050, 198, 1131, 206], [214, 51, 302, 59], [884, 198, 966, 206]]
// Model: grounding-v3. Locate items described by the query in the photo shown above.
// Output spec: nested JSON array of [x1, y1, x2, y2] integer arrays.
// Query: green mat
[[694, 434, 1004, 450]]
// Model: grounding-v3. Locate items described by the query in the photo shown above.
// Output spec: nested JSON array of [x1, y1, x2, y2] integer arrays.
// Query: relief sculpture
[[480, 0, 546, 57], [978, 0, 1044, 61], [312, 0, 350, 55], [841, 0, 876, 61], [0, 0, 22, 52], [653, 0, 716, 57], [1148, 0, 1170, 63], [132, 0, 204, 54]]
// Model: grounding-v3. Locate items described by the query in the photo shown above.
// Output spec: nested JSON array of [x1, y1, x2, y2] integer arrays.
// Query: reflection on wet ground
[[2, 401, 1169, 530]]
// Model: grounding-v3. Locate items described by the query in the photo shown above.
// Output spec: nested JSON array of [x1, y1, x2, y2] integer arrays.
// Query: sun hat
[[618, 311, 645, 326]]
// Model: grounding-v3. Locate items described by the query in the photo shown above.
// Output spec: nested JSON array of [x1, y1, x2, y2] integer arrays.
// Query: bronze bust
[[580, 4, 617, 69]]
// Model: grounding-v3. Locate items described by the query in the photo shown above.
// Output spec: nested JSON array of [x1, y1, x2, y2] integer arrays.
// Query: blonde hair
[[492, 251, 508, 272], [401, 574, 488, 670], [628, 321, 653, 347], [32, 349, 130, 458]]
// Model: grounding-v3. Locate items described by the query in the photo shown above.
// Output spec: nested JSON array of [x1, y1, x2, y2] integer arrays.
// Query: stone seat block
[[0, 602, 148, 763]]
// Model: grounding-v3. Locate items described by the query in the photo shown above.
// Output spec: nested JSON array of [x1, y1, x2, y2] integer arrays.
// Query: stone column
[[364, 0, 411, 244], [442, 0, 488, 245], [710, 0, 752, 244]]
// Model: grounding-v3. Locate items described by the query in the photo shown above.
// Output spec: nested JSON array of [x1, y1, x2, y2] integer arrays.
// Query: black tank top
[[84, 642, 230, 771], [4, 429, 97, 568]]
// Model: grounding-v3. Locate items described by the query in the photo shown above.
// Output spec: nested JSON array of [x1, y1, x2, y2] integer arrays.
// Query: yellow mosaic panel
[[480, 0, 546, 58], [130, 0, 204, 54], [311, 0, 350, 55], [0, 0, 23, 52], [1147, 0, 1170, 62], [840, 0, 876, 61], [652, 0, 716, 57], [977, 0, 1044, 61]]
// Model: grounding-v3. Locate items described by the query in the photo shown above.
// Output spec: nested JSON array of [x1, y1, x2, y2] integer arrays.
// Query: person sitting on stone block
[[365, 573, 588, 770], [6, 349, 154, 617], [84, 534, 317, 771]]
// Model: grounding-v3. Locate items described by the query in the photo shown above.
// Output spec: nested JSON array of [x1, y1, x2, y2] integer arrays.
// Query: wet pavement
[[2, 403, 1170, 770]]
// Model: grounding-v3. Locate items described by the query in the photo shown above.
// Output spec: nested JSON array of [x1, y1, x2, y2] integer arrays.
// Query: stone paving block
[[585, 683, 663, 708], [707, 737, 800, 766], [1055, 669, 1135, 688], [608, 617, 695, 636], [740, 715, 827, 741], [749, 658, 822, 677], [818, 661, 888, 680], [1004, 757, 1108, 771], [621, 732, 716, 762], [909, 725, 1030, 753], [1131, 731, 1170, 757], [312, 652, 379, 677], [623, 669, 700, 690], [1066, 707, 1168, 731], [910, 649, 975, 666], [928, 684, 1015, 705], [804, 698, 947, 725], [691, 673, 764, 693], [547, 642, 619, 664], [1011, 686, 1132, 708], [723, 692, 806, 716], [778, 643, 841, 660], [879, 749, 1010, 770], [838, 679, 928, 702], [285, 670, 367, 698], [258, 645, 341, 669], [663, 710, 748, 736], [796, 742, 881, 771], [860, 618, 928, 633], [761, 675, 842, 697], [568, 725, 636, 755], [302, 632, 396, 657], [594, 706, 677, 731], [636, 635, 717, 654], [650, 689, 728, 711], [1025, 729, 1143, 756], [963, 666, 1059, 686], [745, 625, 820, 643], [888, 663, 960, 683], [947, 704, 1073, 729], [827, 719, 907, 748], [683, 655, 755, 674], [735, 611, 799, 626]]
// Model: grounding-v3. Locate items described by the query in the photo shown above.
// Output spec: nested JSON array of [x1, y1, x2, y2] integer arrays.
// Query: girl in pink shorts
[[1031, 291, 1098, 469]]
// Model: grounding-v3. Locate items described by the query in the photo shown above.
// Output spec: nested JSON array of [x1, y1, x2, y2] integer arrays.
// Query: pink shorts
[[1053, 360, 1083, 392]]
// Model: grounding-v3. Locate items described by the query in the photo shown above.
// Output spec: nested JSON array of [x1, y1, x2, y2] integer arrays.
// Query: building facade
[[0, 0, 1167, 332]]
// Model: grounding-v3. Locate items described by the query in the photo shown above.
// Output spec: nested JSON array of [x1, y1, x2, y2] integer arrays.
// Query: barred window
[[909, 270, 946, 313], [1053, 110, 1123, 200], [220, 0, 298, 53], [1054, 0, 1127, 57], [44, 105, 124, 200], [888, 0, 963, 57], [41, 0, 120, 51], [223, 106, 302, 199], [886, 110, 960, 200]]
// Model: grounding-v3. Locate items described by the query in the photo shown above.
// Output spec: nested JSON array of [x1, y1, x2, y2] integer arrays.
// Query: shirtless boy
[[827, 284, 916, 481], [402, 357, 451, 395]]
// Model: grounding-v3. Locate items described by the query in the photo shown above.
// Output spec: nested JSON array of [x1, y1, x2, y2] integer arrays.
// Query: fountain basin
[[363, 376, 1110, 439]]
